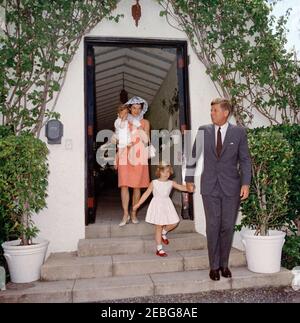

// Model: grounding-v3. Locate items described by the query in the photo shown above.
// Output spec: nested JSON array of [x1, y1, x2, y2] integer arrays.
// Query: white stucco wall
[[34, 0, 262, 254]]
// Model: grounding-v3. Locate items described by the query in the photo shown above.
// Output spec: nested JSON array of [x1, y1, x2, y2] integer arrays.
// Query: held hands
[[186, 183, 195, 193], [185, 183, 249, 197]]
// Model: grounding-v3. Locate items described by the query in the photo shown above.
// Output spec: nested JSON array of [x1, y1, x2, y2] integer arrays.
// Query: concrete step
[[0, 280, 74, 303], [148, 267, 292, 298], [1, 267, 292, 303], [77, 232, 207, 257], [85, 219, 196, 239], [41, 252, 112, 281], [41, 248, 246, 281]]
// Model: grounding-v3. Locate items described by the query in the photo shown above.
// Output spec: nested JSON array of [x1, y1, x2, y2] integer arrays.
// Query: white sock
[[162, 229, 168, 239], [157, 244, 163, 251]]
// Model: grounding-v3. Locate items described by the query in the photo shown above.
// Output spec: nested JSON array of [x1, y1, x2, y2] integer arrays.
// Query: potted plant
[[0, 130, 49, 283], [237, 127, 294, 274]]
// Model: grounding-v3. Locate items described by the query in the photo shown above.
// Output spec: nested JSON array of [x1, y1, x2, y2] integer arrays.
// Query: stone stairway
[[0, 220, 292, 303]]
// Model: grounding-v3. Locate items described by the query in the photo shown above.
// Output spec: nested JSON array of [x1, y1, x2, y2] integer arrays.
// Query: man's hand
[[186, 183, 195, 193], [240, 185, 249, 200]]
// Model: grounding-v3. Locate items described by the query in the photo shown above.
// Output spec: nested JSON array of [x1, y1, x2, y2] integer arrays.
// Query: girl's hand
[[186, 183, 195, 193], [133, 204, 139, 211]]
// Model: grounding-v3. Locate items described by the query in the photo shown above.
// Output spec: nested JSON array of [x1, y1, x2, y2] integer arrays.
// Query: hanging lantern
[[120, 72, 128, 103], [132, 0, 141, 27]]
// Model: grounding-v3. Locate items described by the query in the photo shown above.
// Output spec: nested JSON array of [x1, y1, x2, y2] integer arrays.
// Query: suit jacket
[[185, 123, 251, 196]]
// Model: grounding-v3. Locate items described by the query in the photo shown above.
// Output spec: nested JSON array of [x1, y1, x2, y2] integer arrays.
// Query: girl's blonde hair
[[117, 104, 128, 114], [155, 163, 174, 178]]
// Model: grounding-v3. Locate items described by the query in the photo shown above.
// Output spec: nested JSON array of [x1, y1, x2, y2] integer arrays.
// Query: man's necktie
[[216, 127, 222, 158]]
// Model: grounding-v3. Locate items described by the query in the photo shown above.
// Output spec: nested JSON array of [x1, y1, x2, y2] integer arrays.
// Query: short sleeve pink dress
[[117, 119, 150, 188]]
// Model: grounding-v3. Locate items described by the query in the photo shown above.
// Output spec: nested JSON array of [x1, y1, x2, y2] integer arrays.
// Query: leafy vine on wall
[[158, 0, 300, 126], [1, 0, 299, 136], [0, 0, 120, 137]]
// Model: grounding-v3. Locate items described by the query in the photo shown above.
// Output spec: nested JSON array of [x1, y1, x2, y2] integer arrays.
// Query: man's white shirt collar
[[214, 122, 229, 144]]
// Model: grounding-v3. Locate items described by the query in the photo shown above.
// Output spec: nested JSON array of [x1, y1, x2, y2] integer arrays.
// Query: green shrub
[[273, 124, 300, 230], [0, 125, 14, 138], [237, 127, 294, 235], [282, 234, 300, 270], [0, 132, 49, 246], [0, 126, 17, 274]]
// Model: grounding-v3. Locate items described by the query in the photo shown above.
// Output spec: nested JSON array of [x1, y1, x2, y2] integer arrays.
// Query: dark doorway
[[84, 37, 193, 225]]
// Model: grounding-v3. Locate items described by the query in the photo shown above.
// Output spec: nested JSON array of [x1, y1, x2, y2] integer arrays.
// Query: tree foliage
[[0, 0, 119, 136], [159, 0, 300, 126]]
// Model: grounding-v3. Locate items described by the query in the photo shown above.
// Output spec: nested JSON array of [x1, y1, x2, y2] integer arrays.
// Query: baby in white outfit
[[112, 105, 140, 148]]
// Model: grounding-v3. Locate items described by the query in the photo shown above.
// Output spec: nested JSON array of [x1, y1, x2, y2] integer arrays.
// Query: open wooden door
[[176, 45, 194, 220], [85, 45, 98, 225]]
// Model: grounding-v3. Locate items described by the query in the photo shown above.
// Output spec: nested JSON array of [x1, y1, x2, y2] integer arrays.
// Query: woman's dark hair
[[128, 102, 144, 111]]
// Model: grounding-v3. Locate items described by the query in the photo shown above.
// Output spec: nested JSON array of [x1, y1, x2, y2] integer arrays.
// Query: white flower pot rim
[[241, 229, 285, 240], [2, 239, 49, 254], [2, 238, 49, 250]]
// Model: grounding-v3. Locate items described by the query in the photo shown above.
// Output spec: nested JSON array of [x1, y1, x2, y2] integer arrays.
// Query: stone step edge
[[80, 231, 202, 242], [41, 249, 246, 281], [77, 233, 207, 257], [0, 267, 292, 303], [85, 220, 196, 238]]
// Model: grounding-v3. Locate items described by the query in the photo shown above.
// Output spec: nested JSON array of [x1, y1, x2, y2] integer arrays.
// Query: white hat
[[125, 96, 148, 116]]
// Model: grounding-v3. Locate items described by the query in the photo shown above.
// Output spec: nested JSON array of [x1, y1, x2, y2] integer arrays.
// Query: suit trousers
[[202, 181, 240, 270]]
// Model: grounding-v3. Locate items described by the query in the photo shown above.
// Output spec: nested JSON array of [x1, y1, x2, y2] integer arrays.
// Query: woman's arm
[[143, 119, 150, 140], [137, 119, 150, 145], [113, 150, 119, 170], [133, 181, 153, 210], [172, 181, 194, 192]]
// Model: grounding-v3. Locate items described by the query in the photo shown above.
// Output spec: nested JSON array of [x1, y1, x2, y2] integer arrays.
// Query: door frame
[[84, 37, 192, 225]]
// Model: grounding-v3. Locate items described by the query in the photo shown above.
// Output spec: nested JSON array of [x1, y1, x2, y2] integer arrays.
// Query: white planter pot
[[2, 238, 49, 283], [241, 230, 285, 274]]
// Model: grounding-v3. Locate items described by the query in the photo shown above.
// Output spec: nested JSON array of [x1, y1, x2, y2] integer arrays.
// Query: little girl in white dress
[[133, 163, 194, 257]]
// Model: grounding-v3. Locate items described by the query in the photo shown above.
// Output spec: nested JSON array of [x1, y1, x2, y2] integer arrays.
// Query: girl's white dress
[[145, 179, 180, 225]]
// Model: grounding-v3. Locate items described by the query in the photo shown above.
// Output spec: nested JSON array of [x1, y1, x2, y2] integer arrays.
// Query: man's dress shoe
[[209, 269, 220, 281], [220, 267, 232, 278]]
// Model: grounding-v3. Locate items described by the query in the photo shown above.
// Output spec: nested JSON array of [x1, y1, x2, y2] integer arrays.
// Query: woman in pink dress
[[117, 96, 150, 226]]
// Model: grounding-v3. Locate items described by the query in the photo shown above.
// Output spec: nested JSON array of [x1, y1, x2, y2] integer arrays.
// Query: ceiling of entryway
[[94, 46, 177, 130]]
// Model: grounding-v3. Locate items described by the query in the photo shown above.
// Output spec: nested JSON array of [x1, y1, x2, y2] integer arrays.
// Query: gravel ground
[[99, 287, 300, 303]]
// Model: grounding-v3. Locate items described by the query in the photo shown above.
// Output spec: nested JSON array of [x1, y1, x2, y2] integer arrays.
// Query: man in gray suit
[[185, 98, 251, 281]]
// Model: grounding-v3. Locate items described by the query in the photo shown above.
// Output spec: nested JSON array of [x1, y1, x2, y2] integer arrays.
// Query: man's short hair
[[211, 98, 232, 114]]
